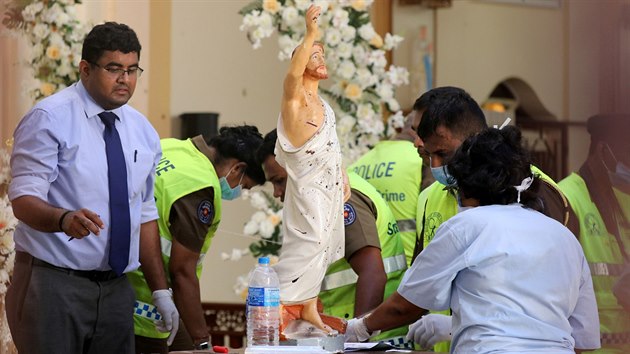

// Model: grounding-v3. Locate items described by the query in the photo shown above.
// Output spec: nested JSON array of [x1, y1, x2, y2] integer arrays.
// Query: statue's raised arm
[[280, 5, 327, 148]]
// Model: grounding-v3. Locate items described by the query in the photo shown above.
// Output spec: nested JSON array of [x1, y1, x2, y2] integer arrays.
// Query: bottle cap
[[258, 256, 270, 264]]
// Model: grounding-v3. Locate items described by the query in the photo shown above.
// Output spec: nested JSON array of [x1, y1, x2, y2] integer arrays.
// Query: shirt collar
[[191, 135, 214, 162], [75, 80, 124, 119]]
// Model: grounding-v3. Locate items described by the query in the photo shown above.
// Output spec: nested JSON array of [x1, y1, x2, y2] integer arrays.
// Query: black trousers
[[6, 251, 135, 354]]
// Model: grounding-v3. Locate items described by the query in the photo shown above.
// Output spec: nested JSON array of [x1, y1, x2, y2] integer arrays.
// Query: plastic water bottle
[[246, 257, 280, 347]]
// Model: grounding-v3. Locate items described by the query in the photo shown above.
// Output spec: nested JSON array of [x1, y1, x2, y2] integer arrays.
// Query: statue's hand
[[305, 5, 321, 38]]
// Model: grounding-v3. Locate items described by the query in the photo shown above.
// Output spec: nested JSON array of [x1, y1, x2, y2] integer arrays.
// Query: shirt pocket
[[128, 150, 156, 199]]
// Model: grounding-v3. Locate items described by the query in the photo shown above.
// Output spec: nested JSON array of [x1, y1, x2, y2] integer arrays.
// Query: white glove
[[344, 317, 381, 343], [152, 289, 180, 346], [406, 314, 452, 349]]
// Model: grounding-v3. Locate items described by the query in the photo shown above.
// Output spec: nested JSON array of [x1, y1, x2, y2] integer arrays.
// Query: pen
[[134, 150, 137, 162]]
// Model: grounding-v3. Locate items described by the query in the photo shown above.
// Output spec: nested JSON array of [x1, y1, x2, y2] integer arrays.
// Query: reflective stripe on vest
[[160, 237, 206, 266], [601, 332, 630, 345], [321, 254, 406, 291], [589, 262, 625, 277], [397, 218, 416, 233], [383, 335, 414, 349], [134, 300, 162, 321]]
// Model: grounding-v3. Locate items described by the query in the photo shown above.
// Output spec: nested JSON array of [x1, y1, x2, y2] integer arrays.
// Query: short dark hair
[[256, 129, 278, 165], [82, 22, 142, 64], [415, 86, 487, 141], [208, 125, 266, 185], [448, 125, 542, 211]]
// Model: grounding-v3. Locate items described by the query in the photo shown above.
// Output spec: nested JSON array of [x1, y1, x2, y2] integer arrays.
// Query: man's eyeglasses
[[90, 62, 144, 78]]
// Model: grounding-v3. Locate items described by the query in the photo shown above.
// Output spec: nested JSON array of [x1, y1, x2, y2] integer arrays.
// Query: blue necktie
[[99, 112, 131, 276]]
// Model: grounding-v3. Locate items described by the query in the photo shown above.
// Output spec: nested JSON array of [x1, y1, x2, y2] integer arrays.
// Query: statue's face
[[304, 45, 327, 80]]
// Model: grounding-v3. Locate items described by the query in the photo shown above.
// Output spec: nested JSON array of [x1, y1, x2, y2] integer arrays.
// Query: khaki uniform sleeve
[[169, 187, 215, 252], [344, 189, 381, 260]]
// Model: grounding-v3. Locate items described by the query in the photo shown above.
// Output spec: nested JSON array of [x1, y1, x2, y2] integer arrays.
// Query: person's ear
[[79, 60, 91, 78]]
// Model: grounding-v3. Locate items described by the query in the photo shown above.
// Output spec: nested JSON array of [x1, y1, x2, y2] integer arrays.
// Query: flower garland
[[239, 0, 408, 163], [0, 143, 17, 354], [2, 0, 87, 102]]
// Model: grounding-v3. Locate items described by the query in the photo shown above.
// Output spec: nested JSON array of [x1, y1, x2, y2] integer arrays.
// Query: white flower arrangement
[[221, 189, 282, 299], [2, 0, 87, 102], [238, 0, 408, 163], [0, 145, 17, 354]]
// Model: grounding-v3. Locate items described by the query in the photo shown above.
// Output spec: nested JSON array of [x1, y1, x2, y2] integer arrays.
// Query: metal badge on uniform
[[197, 200, 214, 224], [343, 203, 356, 226]]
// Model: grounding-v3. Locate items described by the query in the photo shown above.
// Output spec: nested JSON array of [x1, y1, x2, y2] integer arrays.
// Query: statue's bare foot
[[301, 297, 332, 333]]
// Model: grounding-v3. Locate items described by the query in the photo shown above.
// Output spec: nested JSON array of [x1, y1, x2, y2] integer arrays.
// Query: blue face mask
[[431, 165, 455, 186], [220, 167, 244, 200]]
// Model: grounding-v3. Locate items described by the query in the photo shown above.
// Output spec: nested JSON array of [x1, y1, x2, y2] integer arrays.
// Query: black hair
[[208, 125, 266, 185], [448, 125, 543, 212], [82, 22, 142, 64], [415, 86, 487, 141], [256, 129, 278, 165]]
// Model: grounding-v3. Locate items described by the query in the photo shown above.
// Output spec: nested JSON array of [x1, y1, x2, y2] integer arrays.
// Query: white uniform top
[[399, 204, 600, 353], [274, 97, 345, 302]]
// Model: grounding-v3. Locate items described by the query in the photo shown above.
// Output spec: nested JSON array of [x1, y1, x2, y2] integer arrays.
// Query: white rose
[[337, 115, 356, 136], [387, 65, 410, 86], [358, 24, 376, 41], [325, 28, 342, 47], [252, 210, 267, 223], [332, 9, 349, 28], [336, 42, 353, 59], [294, 0, 311, 10], [22, 2, 44, 22], [259, 220, 275, 239], [356, 103, 375, 120], [281, 6, 300, 28], [243, 220, 259, 235], [352, 45, 368, 66], [376, 82, 394, 100], [337, 60, 356, 80], [251, 192, 268, 210], [386, 99, 401, 112], [383, 33, 404, 51], [341, 26, 356, 42], [355, 68, 377, 89], [32, 23, 50, 39]]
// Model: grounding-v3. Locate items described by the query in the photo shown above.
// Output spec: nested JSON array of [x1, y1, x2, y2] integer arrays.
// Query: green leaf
[[238, 0, 263, 16]]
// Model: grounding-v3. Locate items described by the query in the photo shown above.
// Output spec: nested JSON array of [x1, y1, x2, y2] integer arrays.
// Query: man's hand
[[345, 317, 380, 342], [406, 314, 452, 349], [305, 5, 321, 39], [61, 208, 104, 239], [152, 289, 180, 346]]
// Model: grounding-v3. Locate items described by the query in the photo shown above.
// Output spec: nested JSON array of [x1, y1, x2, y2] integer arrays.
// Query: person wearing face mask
[[127, 125, 266, 354], [345, 126, 600, 353], [408, 86, 577, 352], [558, 114, 630, 354]]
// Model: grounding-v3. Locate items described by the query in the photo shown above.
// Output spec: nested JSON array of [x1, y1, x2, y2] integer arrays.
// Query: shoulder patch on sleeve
[[197, 200, 214, 224], [344, 203, 356, 226]]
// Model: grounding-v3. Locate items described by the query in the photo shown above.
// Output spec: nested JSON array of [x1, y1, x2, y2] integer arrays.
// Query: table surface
[[171, 351, 431, 354]]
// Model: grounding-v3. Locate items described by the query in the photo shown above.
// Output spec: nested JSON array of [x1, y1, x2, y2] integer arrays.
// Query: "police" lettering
[[353, 161, 396, 180], [156, 157, 175, 176]]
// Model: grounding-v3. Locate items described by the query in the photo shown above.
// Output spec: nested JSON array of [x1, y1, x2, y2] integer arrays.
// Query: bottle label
[[247, 287, 279, 307]]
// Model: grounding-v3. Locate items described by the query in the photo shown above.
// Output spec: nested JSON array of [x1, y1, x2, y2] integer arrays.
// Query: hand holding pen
[[59, 208, 105, 241]]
